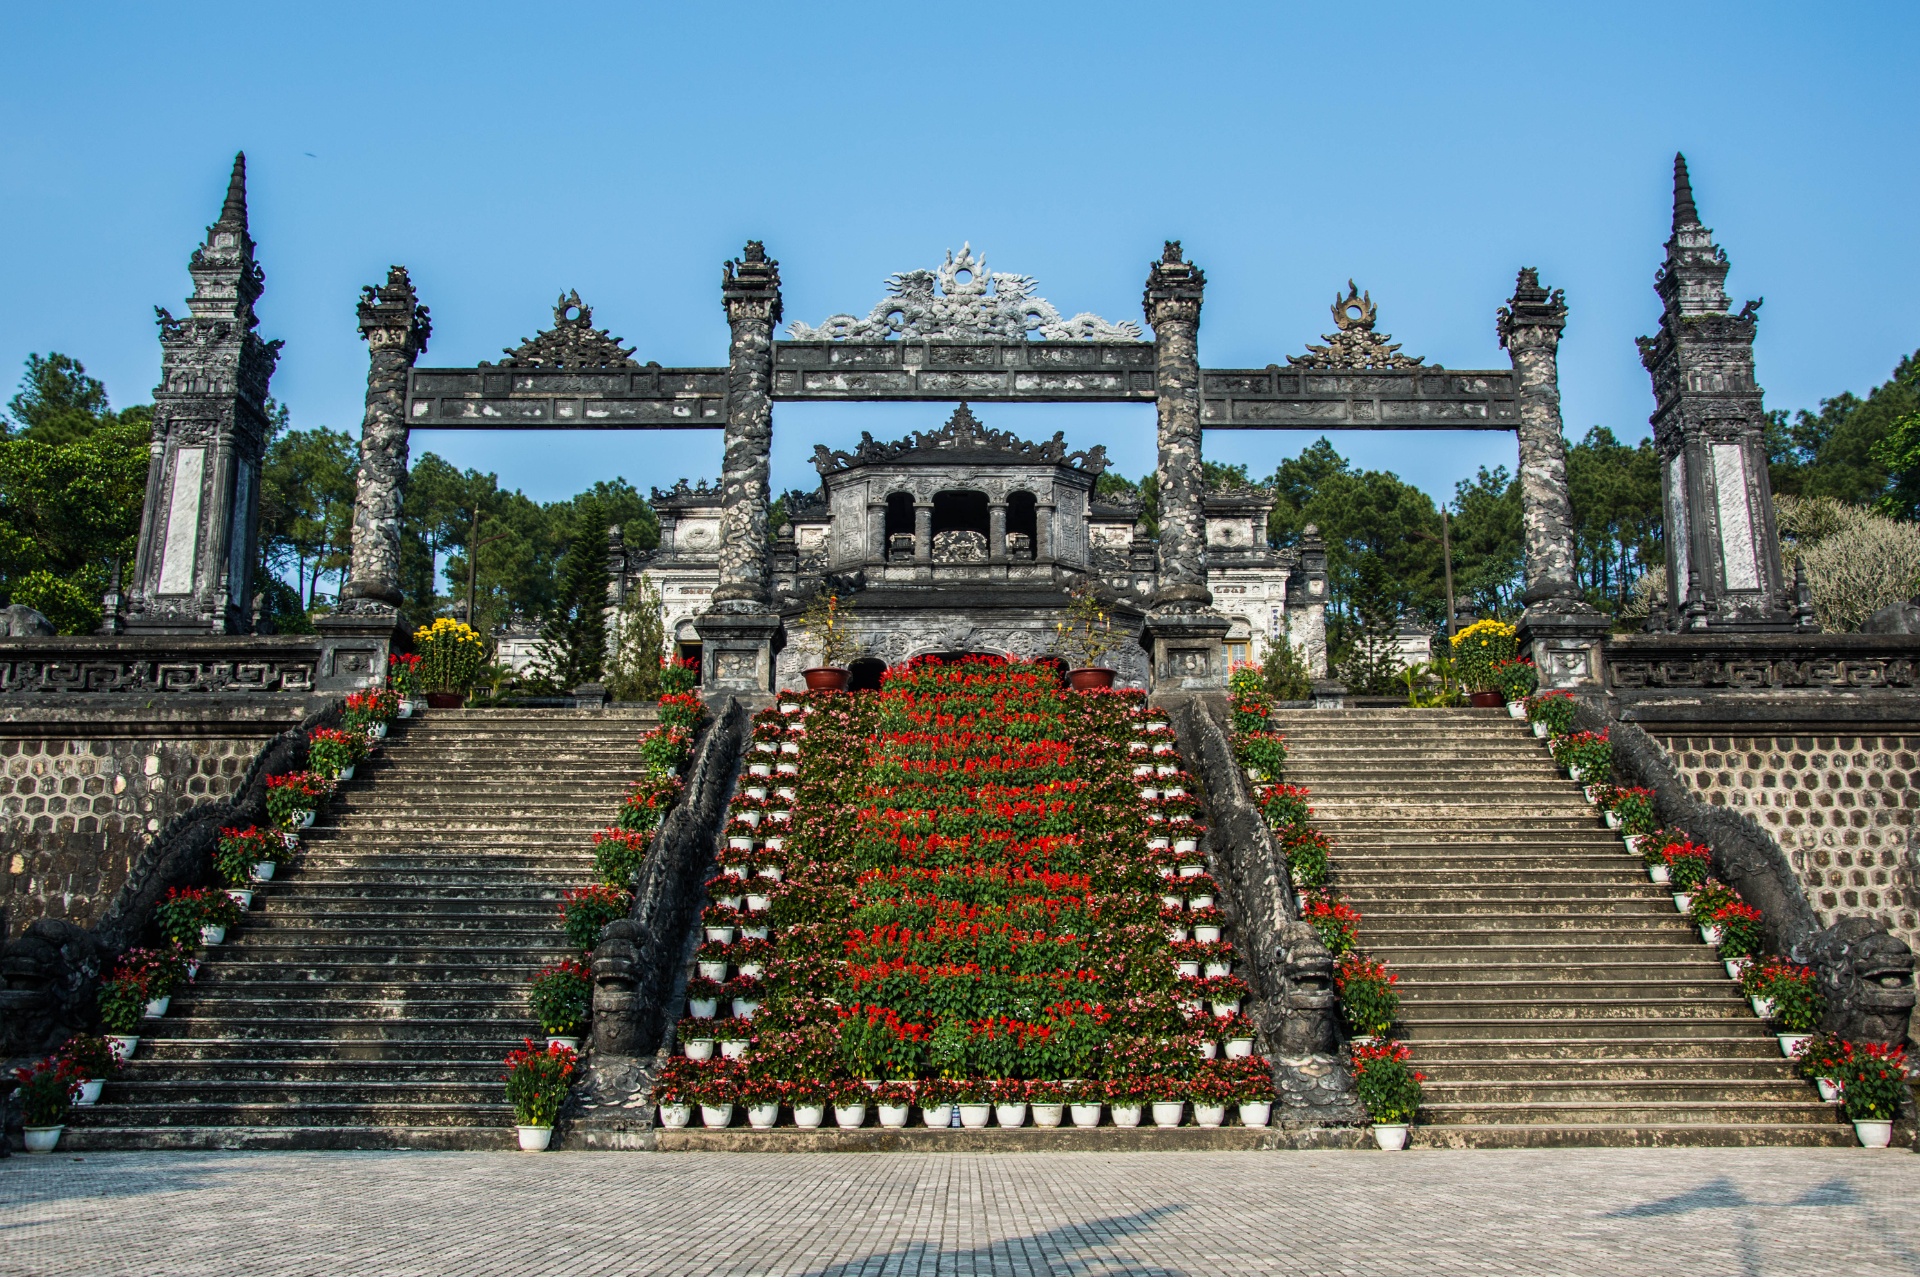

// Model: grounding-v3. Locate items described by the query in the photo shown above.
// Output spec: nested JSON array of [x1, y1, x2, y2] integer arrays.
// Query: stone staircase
[[66, 707, 655, 1150], [1269, 707, 1853, 1148]]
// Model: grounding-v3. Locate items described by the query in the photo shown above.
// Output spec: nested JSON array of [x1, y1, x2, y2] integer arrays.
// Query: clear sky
[[2, 3, 1914, 507]]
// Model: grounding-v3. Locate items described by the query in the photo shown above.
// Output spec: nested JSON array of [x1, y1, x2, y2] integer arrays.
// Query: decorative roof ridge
[[485, 291, 638, 369], [1287, 281, 1429, 371], [811, 403, 1108, 476], [650, 477, 723, 505]]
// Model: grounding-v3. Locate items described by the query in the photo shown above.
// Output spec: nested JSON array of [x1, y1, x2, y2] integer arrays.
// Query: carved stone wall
[[1652, 732, 1920, 950], [0, 731, 273, 940]]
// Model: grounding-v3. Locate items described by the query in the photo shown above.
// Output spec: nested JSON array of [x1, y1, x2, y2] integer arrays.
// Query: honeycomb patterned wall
[[1654, 733, 1920, 950]]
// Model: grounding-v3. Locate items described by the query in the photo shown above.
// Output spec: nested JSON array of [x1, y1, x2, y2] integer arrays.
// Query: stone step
[[143, 1017, 544, 1042], [1335, 870, 1646, 886], [1396, 980, 1741, 1001], [1417, 1101, 1840, 1126], [1400, 1018, 1774, 1041], [267, 883, 577, 904], [1393, 961, 1735, 983], [1374, 943, 1716, 965], [1396, 997, 1754, 1021], [1344, 897, 1680, 918], [1409, 1035, 1785, 1061], [64, 1101, 514, 1129], [165, 995, 531, 1022], [187, 977, 536, 1001], [1408, 1123, 1857, 1149], [57, 1123, 517, 1151], [1416, 1056, 1800, 1082], [327, 799, 627, 816], [101, 1080, 510, 1106], [253, 905, 566, 929], [111, 1057, 510, 1083], [188, 944, 578, 967], [135, 1036, 534, 1062], [192, 962, 548, 985], [1364, 925, 1710, 947], [1419, 1080, 1817, 1105]]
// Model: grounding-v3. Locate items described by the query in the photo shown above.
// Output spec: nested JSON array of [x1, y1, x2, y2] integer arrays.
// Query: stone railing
[[1575, 699, 1915, 1048], [0, 701, 342, 1059], [1606, 632, 1920, 728], [0, 633, 390, 700]]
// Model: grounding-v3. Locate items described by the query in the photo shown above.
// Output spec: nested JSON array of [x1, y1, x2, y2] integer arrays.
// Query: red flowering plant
[[528, 959, 592, 1037], [616, 774, 683, 832], [1710, 901, 1765, 959], [1280, 827, 1332, 889], [265, 771, 332, 828], [386, 651, 422, 697], [1351, 1040, 1424, 1124], [59, 1032, 123, 1082], [1790, 1030, 1851, 1083], [657, 691, 705, 731], [95, 967, 147, 1034], [155, 886, 240, 946], [1257, 783, 1312, 830], [213, 826, 281, 886], [1551, 729, 1611, 781], [1335, 955, 1400, 1038], [1606, 786, 1658, 836], [117, 944, 192, 1000], [1522, 689, 1578, 736], [1301, 896, 1361, 957], [591, 827, 652, 888], [306, 726, 366, 779], [1662, 840, 1714, 891], [559, 884, 631, 953], [1685, 879, 1739, 928], [638, 725, 694, 775], [13, 1056, 82, 1127], [1836, 1042, 1910, 1122], [341, 688, 396, 736], [658, 653, 700, 695], [501, 1039, 576, 1127]]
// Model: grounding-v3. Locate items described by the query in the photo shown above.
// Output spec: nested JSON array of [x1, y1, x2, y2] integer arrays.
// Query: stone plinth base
[[694, 610, 781, 694], [1519, 608, 1610, 692], [315, 607, 408, 695], [1143, 611, 1230, 693]]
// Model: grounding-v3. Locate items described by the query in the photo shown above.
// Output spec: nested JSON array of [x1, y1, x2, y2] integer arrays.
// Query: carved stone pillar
[[867, 502, 886, 566], [913, 502, 933, 566], [988, 501, 1008, 564], [122, 153, 280, 635], [341, 266, 430, 609], [696, 242, 783, 692], [1638, 155, 1802, 633], [1141, 241, 1228, 690], [1035, 502, 1054, 563]]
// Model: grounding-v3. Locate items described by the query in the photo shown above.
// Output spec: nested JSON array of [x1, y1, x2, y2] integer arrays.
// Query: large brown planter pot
[[803, 667, 850, 692], [1067, 667, 1117, 691], [1467, 690, 1504, 708], [425, 692, 466, 709]]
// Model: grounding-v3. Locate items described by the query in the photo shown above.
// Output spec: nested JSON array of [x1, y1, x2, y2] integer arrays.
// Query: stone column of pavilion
[[1141, 241, 1229, 690], [1499, 267, 1609, 691], [695, 242, 784, 692], [314, 267, 431, 691]]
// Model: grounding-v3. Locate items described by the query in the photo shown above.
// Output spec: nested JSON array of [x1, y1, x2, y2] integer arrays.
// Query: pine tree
[[530, 499, 609, 691]]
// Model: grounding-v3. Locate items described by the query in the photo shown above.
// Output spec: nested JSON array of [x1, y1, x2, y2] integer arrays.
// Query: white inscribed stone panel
[[1667, 454, 1690, 595], [1713, 442, 1760, 590], [158, 448, 205, 595]]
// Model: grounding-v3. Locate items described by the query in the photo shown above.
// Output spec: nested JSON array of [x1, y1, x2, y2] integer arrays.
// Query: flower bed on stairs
[[653, 655, 1277, 1132]]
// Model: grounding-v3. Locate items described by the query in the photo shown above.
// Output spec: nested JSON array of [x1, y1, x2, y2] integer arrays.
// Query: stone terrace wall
[[1652, 732, 1920, 950], [0, 700, 317, 940]]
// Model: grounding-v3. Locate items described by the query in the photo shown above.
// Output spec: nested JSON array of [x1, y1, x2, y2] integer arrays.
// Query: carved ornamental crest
[[811, 403, 1109, 475], [1287, 282, 1427, 371], [486, 291, 638, 369], [789, 243, 1142, 343]]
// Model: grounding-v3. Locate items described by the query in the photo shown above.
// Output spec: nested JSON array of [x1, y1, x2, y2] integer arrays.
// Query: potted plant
[[502, 1038, 576, 1150], [413, 617, 487, 708], [529, 959, 592, 1050], [97, 968, 146, 1059], [1353, 1040, 1423, 1150], [797, 590, 861, 691], [387, 652, 422, 716], [1025, 1079, 1066, 1128], [1492, 656, 1537, 717], [1449, 618, 1518, 708], [1760, 962, 1826, 1057], [121, 945, 191, 1017], [953, 1080, 992, 1130], [591, 828, 652, 889], [1225, 1056, 1273, 1128], [59, 1033, 121, 1106], [1790, 1030, 1851, 1102], [1662, 840, 1713, 901], [1259, 783, 1312, 831], [1065, 1078, 1104, 1128], [1190, 1064, 1233, 1128], [832, 1079, 871, 1129], [1336, 955, 1400, 1040], [1234, 731, 1288, 786], [692, 1062, 736, 1128], [1149, 1079, 1186, 1129], [785, 1080, 827, 1129], [1302, 896, 1361, 957], [1054, 581, 1118, 690], [654, 1059, 694, 1128], [217, 825, 283, 886], [12, 1057, 80, 1152], [1551, 729, 1611, 784], [306, 727, 367, 783], [1105, 1075, 1147, 1128], [1523, 689, 1577, 739], [559, 884, 632, 954], [1282, 827, 1331, 891], [1607, 787, 1658, 842], [741, 1070, 782, 1130], [1835, 1043, 1909, 1148]]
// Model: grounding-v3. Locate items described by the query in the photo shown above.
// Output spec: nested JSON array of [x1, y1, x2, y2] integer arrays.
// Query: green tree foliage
[[1565, 427, 1663, 612], [1770, 349, 1920, 506], [0, 354, 151, 632], [259, 423, 356, 611], [527, 496, 611, 691], [1447, 465, 1523, 617], [1869, 410, 1920, 521]]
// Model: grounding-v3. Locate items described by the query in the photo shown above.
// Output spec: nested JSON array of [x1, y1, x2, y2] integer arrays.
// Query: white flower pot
[[1701, 924, 1725, 946], [1173, 839, 1199, 856], [1151, 1100, 1184, 1128], [1166, 926, 1189, 943], [1625, 834, 1648, 855], [22, 1126, 62, 1153], [1372, 1123, 1410, 1150], [1225, 1037, 1255, 1059], [1147, 720, 1168, 732], [769, 810, 791, 823], [720, 1041, 748, 1062], [748, 762, 772, 776], [1816, 1077, 1841, 1102], [337, 764, 356, 782], [1533, 721, 1549, 737], [1194, 925, 1222, 944], [780, 741, 800, 755], [1138, 787, 1159, 801], [200, 925, 226, 945], [699, 1103, 735, 1128], [762, 835, 786, 852], [1069, 1102, 1103, 1127], [1777, 1032, 1811, 1058], [1176, 959, 1201, 977], [737, 962, 764, 980], [756, 866, 784, 881], [1725, 958, 1751, 980], [794, 1104, 826, 1129], [731, 998, 759, 1018], [226, 889, 253, 910], [1204, 960, 1232, 978], [1110, 1104, 1143, 1128], [1146, 836, 1170, 851], [1210, 1000, 1242, 1018], [746, 1102, 779, 1130], [1132, 764, 1154, 777], [281, 831, 299, 852], [688, 997, 718, 1019], [1583, 784, 1603, 804], [736, 810, 761, 826], [834, 1103, 869, 1128], [994, 1102, 1029, 1128], [1193, 1103, 1227, 1128], [684, 1039, 715, 1061], [958, 1103, 992, 1129], [1568, 765, 1586, 783], [704, 927, 736, 944], [1605, 812, 1622, 830], [698, 961, 728, 982], [297, 809, 317, 829], [396, 701, 413, 719], [1672, 894, 1693, 914], [546, 1036, 579, 1053], [75, 1079, 104, 1106], [251, 861, 276, 882], [1648, 864, 1671, 885], [745, 894, 771, 912], [1031, 1103, 1065, 1128], [1854, 1119, 1894, 1148], [1179, 863, 1206, 877], [741, 925, 769, 941], [659, 1103, 693, 1128], [1507, 701, 1526, 719], [105, 1034, 138, 1059], [517, 1125, 553, 1151], [370, 721, 388, 740], [1238, 1100, 1272, 1127], [1750, 995, 1775, 1018], [144, 994, 170, 1018], [779, 702, 801, 714], [727, 836, 755, 852], [878, 1103, 911, 1129]]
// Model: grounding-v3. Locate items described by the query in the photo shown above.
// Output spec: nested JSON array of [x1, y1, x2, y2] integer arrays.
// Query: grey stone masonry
[[1638, 156, 1802, 632], [1654, 732, 1920, 951], [341, 267, 430, 609], [1143, 242, 1209, 612], [1498, 268, 1580, 609], [122, 154, 281, 635], [713, 242, 780, 610]]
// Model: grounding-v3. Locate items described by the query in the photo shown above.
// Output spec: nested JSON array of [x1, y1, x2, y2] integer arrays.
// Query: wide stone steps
[[1269, 707, 1852, 1148], [70, 708, 640, 1151]]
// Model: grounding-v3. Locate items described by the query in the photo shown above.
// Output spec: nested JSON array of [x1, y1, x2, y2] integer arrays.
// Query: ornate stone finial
[[1287, 282, 1426, 370], [743, 240, 767, 264], [723, 240, 783, 326], [1496, 267, 1568, 349], [1672, 152, 1700, 230], [357, 265, 431, 357], [486, 291, 638, 369], [220, 152, 248, 227], [1142, 241, 1206, 330], [791, 243, 1141, 342]]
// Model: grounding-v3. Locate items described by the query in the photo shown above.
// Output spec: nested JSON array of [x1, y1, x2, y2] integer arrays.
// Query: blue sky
[[2, 3, 1915, 507]]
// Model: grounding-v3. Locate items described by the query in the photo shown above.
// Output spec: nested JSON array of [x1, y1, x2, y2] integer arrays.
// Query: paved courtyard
[[2, 1147, 1916, 1276]]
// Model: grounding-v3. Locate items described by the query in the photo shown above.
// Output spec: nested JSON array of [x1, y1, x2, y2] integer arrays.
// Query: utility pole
[[1441, 509, 1457, 639], [463, 509, 509, 632]]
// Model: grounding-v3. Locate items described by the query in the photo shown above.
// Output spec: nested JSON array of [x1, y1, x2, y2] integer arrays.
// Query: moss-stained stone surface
[[1654, 733, 1920, 948]]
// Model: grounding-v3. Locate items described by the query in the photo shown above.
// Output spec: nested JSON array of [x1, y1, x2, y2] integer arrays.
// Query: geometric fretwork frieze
[[1609, 654, 1919, 691], [0, 644, 320, 695]]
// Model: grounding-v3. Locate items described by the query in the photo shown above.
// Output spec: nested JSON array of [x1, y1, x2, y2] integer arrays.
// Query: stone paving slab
[[2, 1147, 1916, 1276]]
